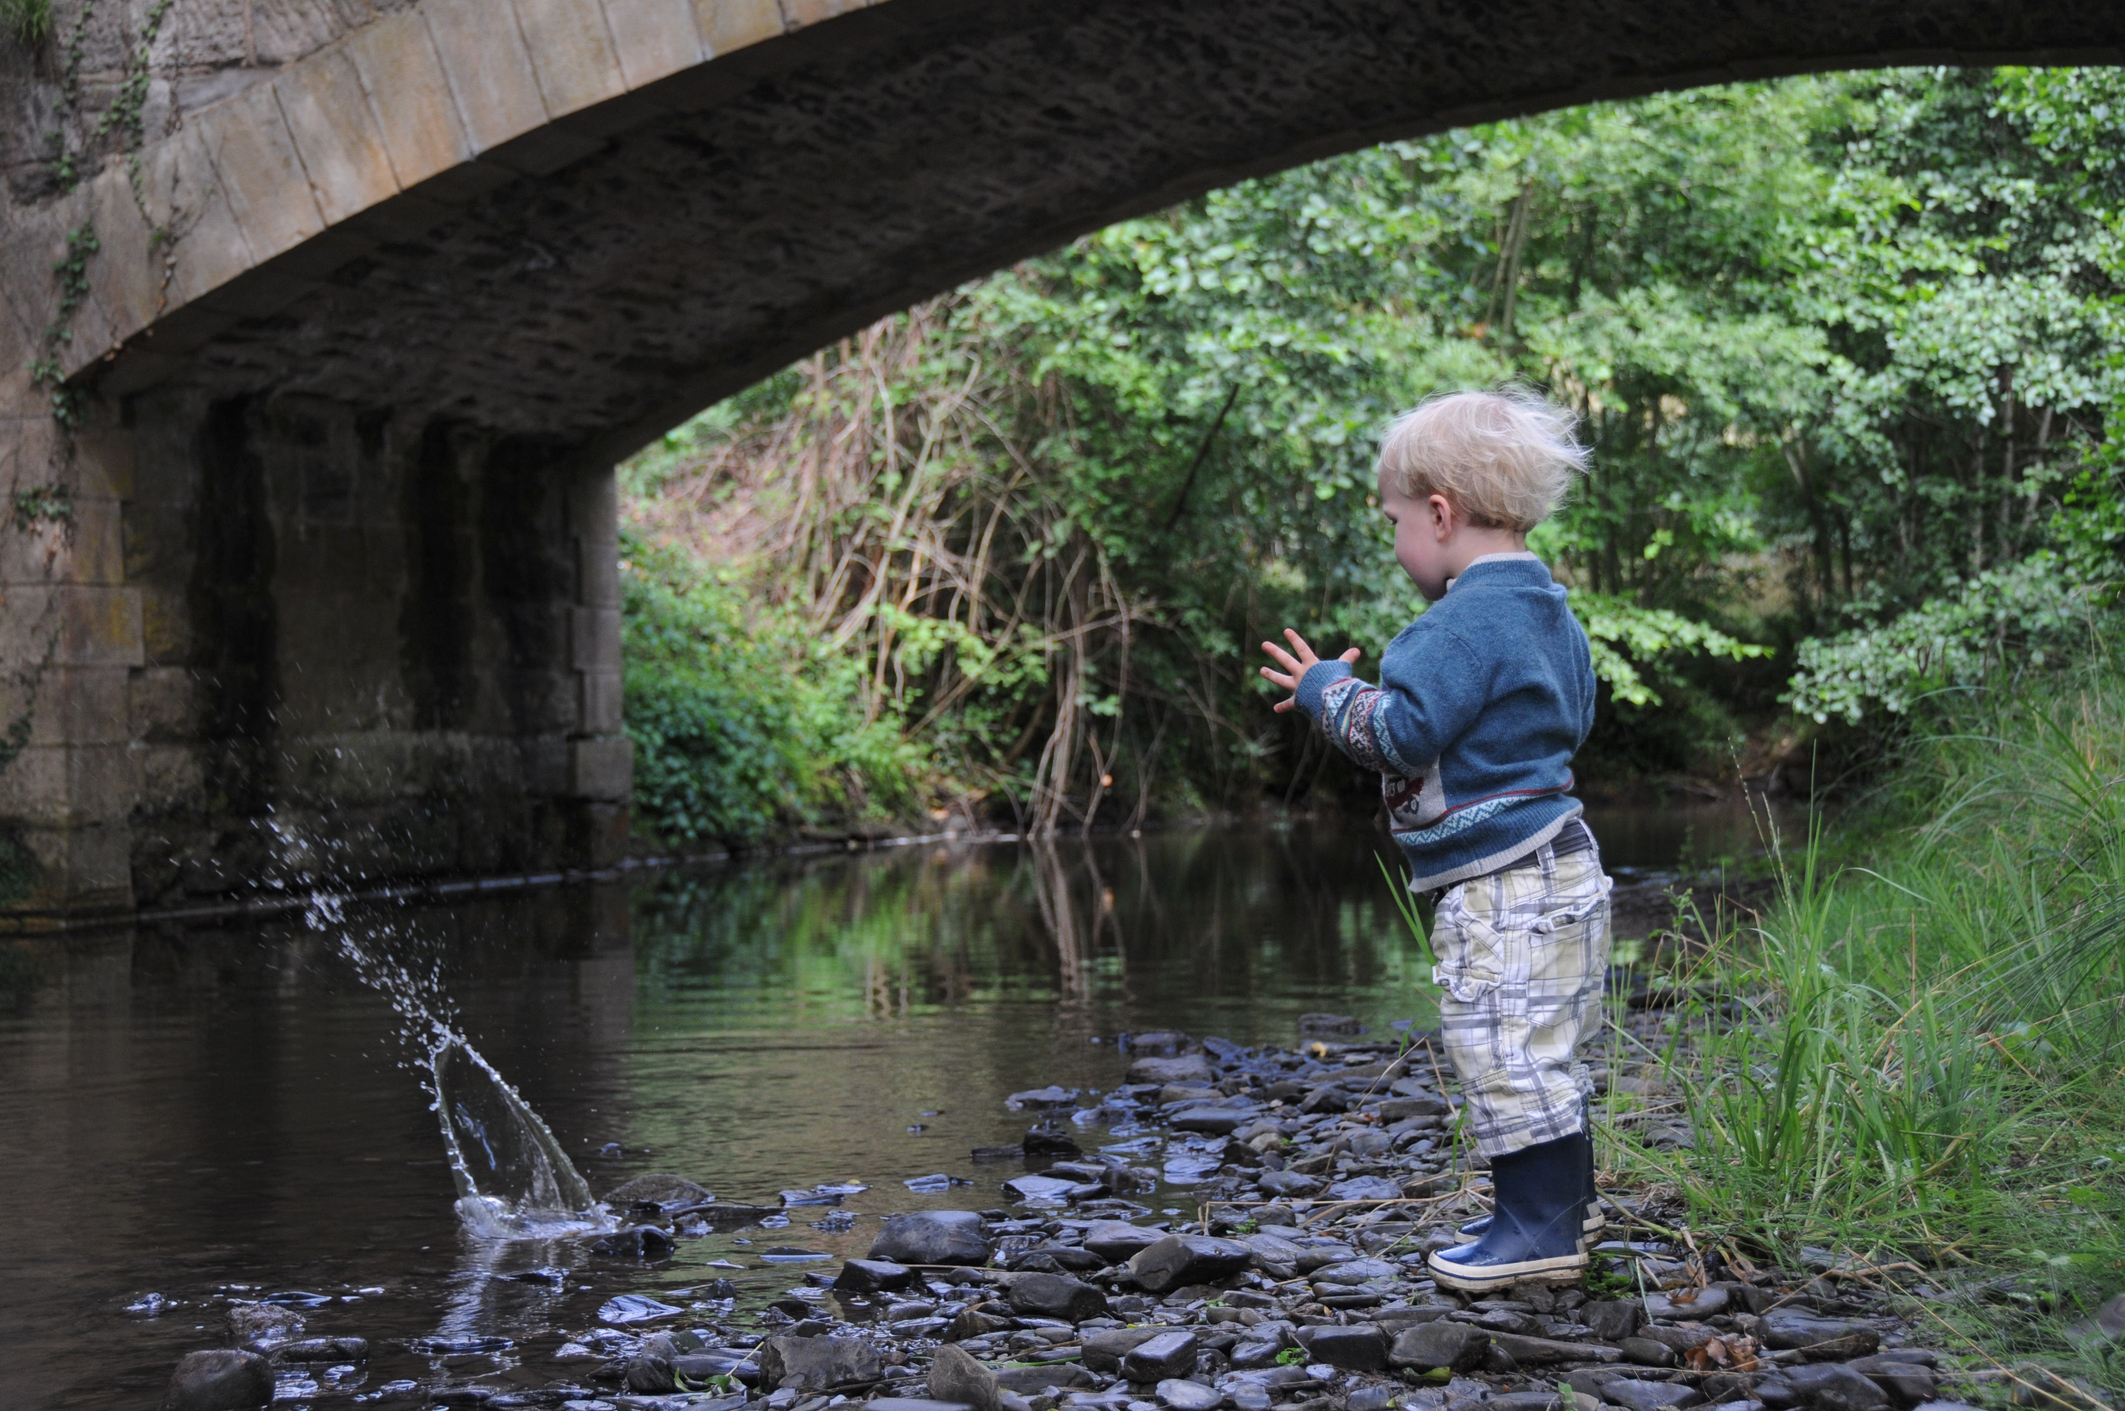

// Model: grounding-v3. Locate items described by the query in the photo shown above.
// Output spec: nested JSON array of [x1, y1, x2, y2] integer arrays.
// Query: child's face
[[1377, 471, 1457, 602]]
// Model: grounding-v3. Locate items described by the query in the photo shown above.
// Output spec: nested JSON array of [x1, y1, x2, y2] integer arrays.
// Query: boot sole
[[1425, 1248, 1589, 1292]]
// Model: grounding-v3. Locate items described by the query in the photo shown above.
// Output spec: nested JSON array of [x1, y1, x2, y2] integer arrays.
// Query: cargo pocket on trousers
[[1430, 886, 1504, 1003]]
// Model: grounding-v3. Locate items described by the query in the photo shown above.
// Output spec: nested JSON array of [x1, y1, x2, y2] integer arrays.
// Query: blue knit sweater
[[1294, 554, 1597, 891]]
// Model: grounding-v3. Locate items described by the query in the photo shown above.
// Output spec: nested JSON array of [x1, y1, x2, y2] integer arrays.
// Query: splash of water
[[310, 894, 610, 1239]]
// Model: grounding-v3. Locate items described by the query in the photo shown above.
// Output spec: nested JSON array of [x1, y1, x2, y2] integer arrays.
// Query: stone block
[[275, 51, 402, 228], [4, 744, 139, 826], [203, 82, 327, 264], [344, 9, 473, 189], [136, 744, 205, 813], [579, 669, 623, 733], [696, 0, 782, 54], [24, 668, 131, 747], [139, 124, 257, 309], [84, 166, 161, 344], [603, 0, 706, 88], [568, 734, 633, 800], [425, 0, 551, 154], [516, 0, 630, 117], [56, 587, 145, 668], [571, 606, 622, 671]]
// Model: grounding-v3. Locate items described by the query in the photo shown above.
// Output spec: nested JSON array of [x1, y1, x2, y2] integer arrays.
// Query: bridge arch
[[3, 0, 2119, 919]]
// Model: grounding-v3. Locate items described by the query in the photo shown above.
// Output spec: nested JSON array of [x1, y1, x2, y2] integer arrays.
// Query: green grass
[[1618, 667, 2125, 1398]]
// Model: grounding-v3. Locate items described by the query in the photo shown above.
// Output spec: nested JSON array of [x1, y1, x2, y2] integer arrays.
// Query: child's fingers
[[1339, 647, 1362, 663], [1259, 641, 1302, 673], [1282, 626, 1317, 660], [1271, 698, 1295, 713], [1258, 665, 1294, 688]]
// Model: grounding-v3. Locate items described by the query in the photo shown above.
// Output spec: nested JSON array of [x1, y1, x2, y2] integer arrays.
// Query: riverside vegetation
[[604, 60, 2125, 1411]]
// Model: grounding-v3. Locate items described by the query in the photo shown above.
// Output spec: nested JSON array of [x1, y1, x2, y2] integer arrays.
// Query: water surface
[[0, 809, 1767, 1409]]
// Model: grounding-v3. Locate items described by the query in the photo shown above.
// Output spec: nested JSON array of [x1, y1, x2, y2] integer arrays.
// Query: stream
[[0, 805, 1781, 1409]]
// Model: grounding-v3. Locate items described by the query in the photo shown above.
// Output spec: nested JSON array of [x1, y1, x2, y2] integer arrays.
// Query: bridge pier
[[1, 390, 631, 924]]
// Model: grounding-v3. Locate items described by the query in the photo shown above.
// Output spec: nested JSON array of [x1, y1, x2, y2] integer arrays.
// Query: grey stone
[[588, 1225, 678, 1258], [1121, 1331, 1202, 1383], [757, 1334, 884, 1391], [271, 1337, 368, 1363], [996, 1366, 1095, 1394], [1128, 1235, 1254, 1293], [1311, 1259, 1399, 1285], [1644, 1289, 1727, 1321], [1324, 1176, 1403, 1202], [1619, 1338, 1675, 1368], [1599, 1381, 1704, 1411], [1128, 1056, 1216, 1086], [837, 1258, 917, 1293], [1850, 1362, 1938, 1408], [871, 1211, 993, 1266], [1781, 1364, 1891, 1411], [1389, 1322, 1491, 1373], [160, 1350, 274, 1411], [1761, 1314, 1880, 1355], [1170, 1106, 1258, 1135], [1006, 1273, 1108, 1321], [2067, 1293, 2125, 1343], [1582, 1301, 1644, 1343], [930, 1345, 1003, 1411], [1083, 1222, 1167, 1263], [225, 1303, 303, 1344], [605, 1174, 714, 1207], [1255, 1171, 1322, 1198], [1232, 1383, 1273, 1411], [1294, 1324, 1388, 1372], [1009, 1087, 1082, 1110], [628, 1333, 681, 1393], [1348, 1388, 1400, 1411], [1157, 1380, 1225, 1411], [1083, 1328, 1168, 1373], [1487, 1332, 1620, 1366]]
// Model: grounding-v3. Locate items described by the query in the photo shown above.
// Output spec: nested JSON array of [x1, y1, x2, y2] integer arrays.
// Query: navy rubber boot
[[1427, 1132, 1590, 1292], [1457, 1116, 1603, 1243]]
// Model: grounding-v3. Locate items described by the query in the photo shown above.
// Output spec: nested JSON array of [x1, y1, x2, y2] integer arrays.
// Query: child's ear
[[1428, 493, 1454, 537]]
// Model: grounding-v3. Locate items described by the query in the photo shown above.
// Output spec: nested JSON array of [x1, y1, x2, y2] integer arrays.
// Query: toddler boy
[[1259, 387, 1611, 1292]]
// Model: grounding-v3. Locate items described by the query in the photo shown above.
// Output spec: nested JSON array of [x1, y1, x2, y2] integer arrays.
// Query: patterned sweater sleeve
[[1292, 627, 1488, 777]]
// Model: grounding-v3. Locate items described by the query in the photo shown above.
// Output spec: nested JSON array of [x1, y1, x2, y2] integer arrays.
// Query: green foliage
[[1786, 552, 2115, 723], [620, 536, 925, 845], [1630, 668, 2125, 1394], [10, 484, 72, 531], [1, 0, 50, 42]]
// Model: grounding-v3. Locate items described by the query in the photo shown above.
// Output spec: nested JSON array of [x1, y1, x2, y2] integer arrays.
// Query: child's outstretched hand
[[1259, 629, 1361, 714]]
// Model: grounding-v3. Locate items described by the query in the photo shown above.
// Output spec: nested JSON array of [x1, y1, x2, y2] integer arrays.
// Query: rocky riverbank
[[163, 1019, 2007, 1411]]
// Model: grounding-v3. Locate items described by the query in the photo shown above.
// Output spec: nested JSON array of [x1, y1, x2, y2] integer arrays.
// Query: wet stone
[[588, 1226, 677, 1259], [1157, 1380, 1225, 1411], [1128, 1235, 1253, 1294], [1600, 1381, 1704, 1411], [758, 1334, 884, 1391], [226, 1303, 304, 1344], [929, 1344, 1002, 1411], [627, 1333, 681, 1393], [1294, 1324, 1387, 1371], [1231, 1384, 1272, 1411], [1620, 1338, 1676, 1368], [1761, 1315, 1880, 1355], [1007, 1273, 1109, 1321], [161, 1349, 275, 1411], [871, 1211, 993, 1266], [1775, 1364, 1892, 1411], [605, 1174, 714, 1208], [1583, 1301, 1644, 1343], [273, 1337, 368, 1363], [1121, 1331, 1202, 1383], [836, 1259, 915, 1293], [1390, 1321, 1491, 1373], [1009, 1087, 1082, 1110], [1127, 1056, 1215, 1086], [1170, 1106, 1258, 1135]]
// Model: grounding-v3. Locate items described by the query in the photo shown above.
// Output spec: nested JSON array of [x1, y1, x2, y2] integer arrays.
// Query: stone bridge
[[2, 0, 2119, 921]]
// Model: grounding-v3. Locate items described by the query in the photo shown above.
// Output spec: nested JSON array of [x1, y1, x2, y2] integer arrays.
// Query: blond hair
[[1377, 387, 1589, 531]]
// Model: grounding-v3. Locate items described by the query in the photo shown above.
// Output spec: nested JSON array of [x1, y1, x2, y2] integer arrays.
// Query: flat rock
[[1157, 1380, 1225, 1411], [1582, 1301, 1644, 1343], [1004, 1174, 1086, 1203], [1645, 1289, 1727, 1321], [1122, 1330, 1203, 1383], [870, 1211, 992, 1266], [1295, 1324, 1388, 1372], [1128, 1234, 1253, 1293], [1311, 1258, 1398, 1285], [1083, 1221, 1165, 1263], [930, 1344, 1002, 1411], [1006, 1273, 1108, 1321], [1084, 1327, 1168, 1374], [1255, 1171, 1322, 1197], [1025, 1128, 1085, 1157], [225, 1303, 303, 1344], [1620, 1338, 1676, 1368], [273, 1337, 369, 1363], [161, 1350, 274, 1411], [1323, 1175, 1403, 1202], [1390, 1321, 1491, 1373], [1489, 1331, 1620, 1365], [1779, 1363, 1890, 1411], [997, 1366, 1095, 1394], [1008, 1087, 1082, 1110], [836, 1259, 916, 1293], [1761, 1314, 1879, 1355], [605, 1174, 714, 1207], [1170, 1106, 1257, 1135], [758, 1334, 884, 1391], [1127, 1056, 1215, 1086], [1601, 1380, 1704, 1411]]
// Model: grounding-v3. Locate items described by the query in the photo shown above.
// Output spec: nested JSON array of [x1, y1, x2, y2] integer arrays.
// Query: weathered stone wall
[[4, 0, 2123, 920]]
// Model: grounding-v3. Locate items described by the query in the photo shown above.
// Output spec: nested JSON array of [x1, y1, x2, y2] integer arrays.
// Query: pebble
[[1155, 1381, 1223, 1411], [160, 1350, 274, 1411]]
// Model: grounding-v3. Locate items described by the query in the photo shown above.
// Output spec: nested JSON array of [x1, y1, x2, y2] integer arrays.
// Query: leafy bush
[[621, 538, 926, 844], [1784, 552, 2113, 724]]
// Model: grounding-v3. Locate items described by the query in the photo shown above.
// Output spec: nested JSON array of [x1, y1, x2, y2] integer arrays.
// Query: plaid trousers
[[1431, 835, 1613, 1158]]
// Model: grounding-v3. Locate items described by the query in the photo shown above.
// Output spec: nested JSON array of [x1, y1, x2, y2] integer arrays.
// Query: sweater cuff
[[1293, 660, 1353, 721]]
